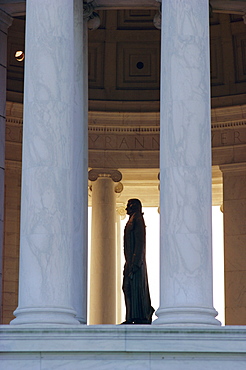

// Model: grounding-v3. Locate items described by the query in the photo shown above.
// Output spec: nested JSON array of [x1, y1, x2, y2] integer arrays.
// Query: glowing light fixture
[[15, 50, 25, 62]]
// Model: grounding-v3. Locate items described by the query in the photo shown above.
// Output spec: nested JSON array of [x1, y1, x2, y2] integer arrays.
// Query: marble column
[[116, 206, 126, 324], [154, 0, 220, 325], [220, 163, 246, 325], [11, 0, 87, 325], [0, 10, 12, 321], [88, 169, 122, 324], [71, 6, 88, 325]]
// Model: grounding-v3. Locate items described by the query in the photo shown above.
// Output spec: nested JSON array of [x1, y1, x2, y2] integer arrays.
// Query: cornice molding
[[6, 117, 246, 134], [6, 117, 23, 125], [211, 104, 246, 124], [6, 102, 246, 133], [5, 159, 22, 169], [212, 120, 246, 130], [89, 125, 160, 134], [220, 162, 246, 173]]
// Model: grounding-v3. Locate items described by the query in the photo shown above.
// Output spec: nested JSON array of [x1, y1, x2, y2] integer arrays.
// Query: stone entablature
[[211, 106, 246, 166], [6, 101, 246, 208], [6, 102, 246, 167]]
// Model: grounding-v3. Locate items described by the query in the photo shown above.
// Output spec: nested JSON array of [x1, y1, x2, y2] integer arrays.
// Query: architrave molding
[[211, 104, 246, 124], [5, 159, 22, 170], [212, 120, 246, 130]]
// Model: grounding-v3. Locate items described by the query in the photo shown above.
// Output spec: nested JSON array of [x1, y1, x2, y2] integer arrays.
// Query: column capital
[[83, 1, 100, 30], [88, 169, 122, 183], [220, 162, 246, 174], [116, 206, 127, 220], [114, 182, 123, 194], [153, 1, 161, 30], [83, 1, 94, 19]]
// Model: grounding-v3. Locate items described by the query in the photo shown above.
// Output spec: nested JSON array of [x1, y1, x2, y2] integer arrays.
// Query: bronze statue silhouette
[[122, 199, 154, 324]]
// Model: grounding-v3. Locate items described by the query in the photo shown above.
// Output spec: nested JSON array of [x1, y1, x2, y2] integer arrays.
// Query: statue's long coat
[[123, 211, 153, 322]]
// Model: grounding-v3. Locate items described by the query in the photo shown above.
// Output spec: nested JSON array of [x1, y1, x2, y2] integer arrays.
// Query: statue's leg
[[122, 276, 132, 323]]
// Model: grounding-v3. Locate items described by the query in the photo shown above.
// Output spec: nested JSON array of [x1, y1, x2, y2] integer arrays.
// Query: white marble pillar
[[11, 0, 87, 325], [71, 5, 88, 325], [116, 206, 126, 324], [154, 0, 220, 326], [88, 169, 122, 324], [0, 10, 12, 321]]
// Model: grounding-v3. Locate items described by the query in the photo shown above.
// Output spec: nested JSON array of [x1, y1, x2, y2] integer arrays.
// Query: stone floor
[[1, 325, 246, 369]]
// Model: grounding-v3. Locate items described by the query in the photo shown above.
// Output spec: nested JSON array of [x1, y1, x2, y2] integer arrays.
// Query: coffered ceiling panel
[[117, 9, 156, 30], [210, 36, 224, 86], [88, 42, 105, 89], [233, 33, 246, 83], [116, 42, 159, 89]]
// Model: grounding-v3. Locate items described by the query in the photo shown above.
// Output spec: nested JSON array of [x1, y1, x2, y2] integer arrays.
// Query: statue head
[[126, 198, 142, 215]]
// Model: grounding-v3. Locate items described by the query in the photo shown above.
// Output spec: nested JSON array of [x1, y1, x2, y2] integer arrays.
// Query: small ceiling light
[[15, 50, 25, 62]]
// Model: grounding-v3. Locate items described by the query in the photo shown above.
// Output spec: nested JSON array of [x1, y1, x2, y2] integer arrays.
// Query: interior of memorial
[[1, 1, 246, 326]]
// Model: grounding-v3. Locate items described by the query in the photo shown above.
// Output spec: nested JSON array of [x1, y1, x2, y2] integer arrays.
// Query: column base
[[76, 315, 87, 325], [153, 306, 221, 326], [10, 307, 80, 325]]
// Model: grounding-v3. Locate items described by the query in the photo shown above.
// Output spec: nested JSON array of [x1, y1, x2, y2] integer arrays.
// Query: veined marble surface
[[1, 325, 246, 370], [157, 0, 218, 325], [12, 0, 88, 325]]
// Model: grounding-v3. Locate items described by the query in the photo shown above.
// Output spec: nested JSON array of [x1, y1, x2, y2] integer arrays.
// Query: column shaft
[[11, 0, 87, 325], [71, 5, 88, 325], [0, 10, 12, 322], [89, 175, 117, 324], [154, 0, 220, 325], [220, 163, 246, 325], [116, 209, 124, 324]]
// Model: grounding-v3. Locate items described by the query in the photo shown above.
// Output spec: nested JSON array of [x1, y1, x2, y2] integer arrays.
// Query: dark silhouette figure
[[122, 199, 154, 324]]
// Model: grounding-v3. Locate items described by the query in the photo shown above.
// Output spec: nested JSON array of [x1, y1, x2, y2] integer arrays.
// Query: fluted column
[[0, 9, 12, 321], [154, 0, 220, 326], [11, 0, 87, 325], [88, 169, 122, 324]]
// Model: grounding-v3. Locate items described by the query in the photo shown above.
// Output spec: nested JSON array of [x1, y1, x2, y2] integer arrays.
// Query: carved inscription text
[[89, 134, 160, 151], [212, 129, 246, 147]]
